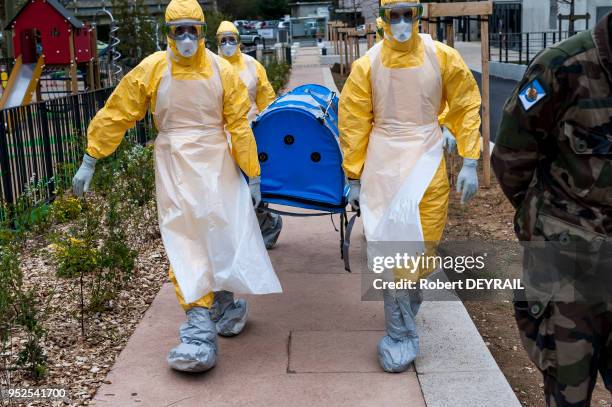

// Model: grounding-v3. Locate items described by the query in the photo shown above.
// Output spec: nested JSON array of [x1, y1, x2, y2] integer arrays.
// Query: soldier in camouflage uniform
[[492, 12, 612, 406]]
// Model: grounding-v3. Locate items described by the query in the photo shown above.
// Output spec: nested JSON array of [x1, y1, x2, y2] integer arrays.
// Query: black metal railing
[[489, 31, 577, 65], [0, 88, 154, 210]]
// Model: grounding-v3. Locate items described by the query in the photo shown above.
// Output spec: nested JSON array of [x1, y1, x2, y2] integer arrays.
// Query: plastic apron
[[361, 35, 444, 247], [154, 49, 282, 304], [239, 54, 259, 123]]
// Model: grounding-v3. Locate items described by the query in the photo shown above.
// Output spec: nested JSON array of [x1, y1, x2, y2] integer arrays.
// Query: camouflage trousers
[[515, 301, 612, 406]]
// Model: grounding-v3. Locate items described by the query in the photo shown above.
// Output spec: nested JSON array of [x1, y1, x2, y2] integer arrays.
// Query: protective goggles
[[217, 32, 239, 46], [379, 3, 423, 24], [165, 21, 207, 40]]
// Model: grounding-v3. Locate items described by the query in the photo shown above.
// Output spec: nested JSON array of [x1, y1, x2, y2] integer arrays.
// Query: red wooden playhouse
[[1, 0, 100, 108]]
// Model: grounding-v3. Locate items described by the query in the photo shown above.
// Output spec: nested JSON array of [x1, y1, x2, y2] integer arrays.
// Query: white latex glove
[[442, 127, 457, 154], [72, 154, 97, 197], [249, 176, 262, 207], [457, 158, 478, 204], [348, 179, 361, 211]]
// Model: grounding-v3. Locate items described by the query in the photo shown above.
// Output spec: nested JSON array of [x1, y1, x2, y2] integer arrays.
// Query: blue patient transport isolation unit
[[252, 84, 347, 212], [252, 84, 357, 270]]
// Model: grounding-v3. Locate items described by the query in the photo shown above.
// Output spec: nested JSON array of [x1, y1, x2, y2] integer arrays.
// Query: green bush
[[53, 162, 78, 194], [0, 245, 47, 379], [265, 60, 291, 93], [52, 237, 99, 279], [91, 141, 156, 207], [121, 144, 156, 206], [16, 291, 47, 379], [6, 178, 52, 233], [50, 196, 82, 224]]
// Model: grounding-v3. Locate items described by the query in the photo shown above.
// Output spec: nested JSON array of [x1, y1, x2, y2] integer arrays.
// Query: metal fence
[[489, 31, 576, 65], [0, 88, 154, 210]]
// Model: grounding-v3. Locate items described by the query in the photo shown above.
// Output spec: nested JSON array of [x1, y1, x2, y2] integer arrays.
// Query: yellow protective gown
[[216, 21, 276, 121], [86, 0, 281, 309], [339, 0, 481, 246]]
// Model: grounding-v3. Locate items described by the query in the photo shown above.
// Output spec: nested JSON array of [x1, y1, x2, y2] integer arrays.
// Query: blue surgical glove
[[456, 158, 478, 204], [348, 179, 361, 211], [72, 154, 97, 197], [442, 127, 457, 154], [249, 176, 262, 207]]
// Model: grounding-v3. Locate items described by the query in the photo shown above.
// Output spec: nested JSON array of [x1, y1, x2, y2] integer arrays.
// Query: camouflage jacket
[[492, 14, 612, 243]]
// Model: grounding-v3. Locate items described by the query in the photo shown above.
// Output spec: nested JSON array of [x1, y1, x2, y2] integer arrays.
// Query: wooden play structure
[[1, 0, 102, 109], [327, 1, 494, 185]]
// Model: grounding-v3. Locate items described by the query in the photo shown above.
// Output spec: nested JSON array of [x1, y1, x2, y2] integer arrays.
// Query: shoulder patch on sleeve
[[518, 79, 547, 111]]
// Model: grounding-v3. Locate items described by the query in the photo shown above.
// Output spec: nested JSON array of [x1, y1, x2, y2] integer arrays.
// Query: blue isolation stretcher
[[252, 84, 358, 271]]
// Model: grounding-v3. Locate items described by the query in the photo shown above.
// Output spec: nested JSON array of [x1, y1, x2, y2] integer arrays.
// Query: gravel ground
[[1, 201, 169, 406]]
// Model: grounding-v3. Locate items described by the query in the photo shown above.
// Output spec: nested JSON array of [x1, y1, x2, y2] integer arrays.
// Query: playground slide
[[0, 55, 44, 109]]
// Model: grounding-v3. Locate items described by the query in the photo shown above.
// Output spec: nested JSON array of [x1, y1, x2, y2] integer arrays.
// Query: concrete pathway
[[94, 213, 426, 407], [93, 46, 520, 407]]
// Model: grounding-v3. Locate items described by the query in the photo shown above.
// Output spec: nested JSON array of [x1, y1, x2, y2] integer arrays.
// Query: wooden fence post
[[481, 15, 491, 186]]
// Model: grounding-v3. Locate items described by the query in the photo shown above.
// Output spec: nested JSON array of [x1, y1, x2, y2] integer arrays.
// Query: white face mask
[[390, 19, 413, 43], [176, 37, 198, 57], [221, 43, 238, 58]]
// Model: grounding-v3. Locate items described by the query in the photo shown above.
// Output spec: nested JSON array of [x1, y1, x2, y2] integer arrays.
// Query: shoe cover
[[256, 207, 283, 249], [168, 307, 217, 372], [378, 288, 422, 373], [211, 291, 249, 337]]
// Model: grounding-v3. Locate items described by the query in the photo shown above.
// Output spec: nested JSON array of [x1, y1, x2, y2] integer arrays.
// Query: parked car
[[239, 27, 263, 45], [234, 20, 249, 28], [278, 20, 290, 29]]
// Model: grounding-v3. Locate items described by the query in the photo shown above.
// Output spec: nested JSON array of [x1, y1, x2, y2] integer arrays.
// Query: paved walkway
[[93, 46, 520, 407]]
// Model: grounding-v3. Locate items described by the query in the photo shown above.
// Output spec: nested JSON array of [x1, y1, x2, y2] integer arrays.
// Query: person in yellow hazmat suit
[[215, 20, 283, 251], [207, 20, 283, 339], [71, 0, 282, 373], [339, 0, 481, 373]]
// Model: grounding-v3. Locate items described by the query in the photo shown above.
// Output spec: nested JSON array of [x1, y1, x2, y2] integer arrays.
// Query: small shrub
[[121, 144, 155, 206], [52, 237, 98, 278], [15, 291, 47, 379], [11, 177, 51, 232], [265, 60, 291, 93], [53, 162, 78, 194], [50, 196, 82, 224], [0, 245, 47, 379]]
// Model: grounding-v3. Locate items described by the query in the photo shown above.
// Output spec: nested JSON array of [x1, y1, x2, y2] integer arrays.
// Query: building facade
[[494, 0, 612, 34], [289, 1, 332, 19], [62, 0, 212, 23], [335, 0, 378, 24]]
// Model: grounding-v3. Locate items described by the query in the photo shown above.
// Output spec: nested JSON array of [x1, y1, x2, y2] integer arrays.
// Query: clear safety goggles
[[217, 32, 239, 46], [166, 20, 207, 40], [379, 3, 423, 24]]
